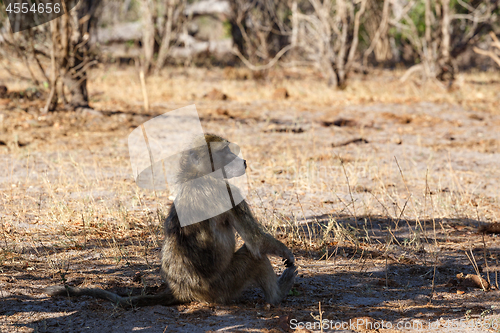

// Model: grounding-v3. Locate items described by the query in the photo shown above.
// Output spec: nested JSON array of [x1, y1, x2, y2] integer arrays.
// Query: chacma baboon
[[44, 134, 297, 307]]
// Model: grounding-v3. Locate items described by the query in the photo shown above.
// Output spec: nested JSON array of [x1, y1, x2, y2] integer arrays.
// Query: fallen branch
[[332, 138, 369, 147], [400, 63, 423, 82], [231, 44, 293, 71], [473, 32, 500, 67]]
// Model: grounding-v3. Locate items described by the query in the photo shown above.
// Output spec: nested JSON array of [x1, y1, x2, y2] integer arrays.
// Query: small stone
[[272, 87, 289, 99], [205, 88, 227, 100]]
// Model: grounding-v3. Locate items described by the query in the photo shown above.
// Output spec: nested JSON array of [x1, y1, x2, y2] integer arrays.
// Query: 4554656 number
[[5, 2, 61, 14]]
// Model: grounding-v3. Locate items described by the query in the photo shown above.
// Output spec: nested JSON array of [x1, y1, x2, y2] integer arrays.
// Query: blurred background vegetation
[[0, 0, 498, 110]]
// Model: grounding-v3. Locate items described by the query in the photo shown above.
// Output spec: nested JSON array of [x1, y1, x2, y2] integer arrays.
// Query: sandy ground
[[1, 67, 500, 332]]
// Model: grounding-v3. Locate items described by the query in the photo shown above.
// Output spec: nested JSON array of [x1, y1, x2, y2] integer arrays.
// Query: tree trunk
[[45, 0, 99, 111], [155, 0, 175, 74], [63, 4, 89, 108], [437, 0, 454, 84], [141, 0, 155, 74]]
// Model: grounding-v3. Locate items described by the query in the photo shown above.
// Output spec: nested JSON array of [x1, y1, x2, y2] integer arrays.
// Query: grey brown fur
[[44, 134, 297, 307]]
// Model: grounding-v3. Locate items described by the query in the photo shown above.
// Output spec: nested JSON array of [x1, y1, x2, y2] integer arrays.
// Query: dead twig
[[473, 32, 500, 67]]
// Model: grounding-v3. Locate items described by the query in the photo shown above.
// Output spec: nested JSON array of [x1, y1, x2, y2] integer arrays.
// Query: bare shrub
[[0, 1, 100, 111], [0, 19, 51, 87], [228, 0, 292, 65], [473, 31, 500, 68], [393, 0, 499, 85], [292, 0, 368, 88], [139, 0, 188, 74]]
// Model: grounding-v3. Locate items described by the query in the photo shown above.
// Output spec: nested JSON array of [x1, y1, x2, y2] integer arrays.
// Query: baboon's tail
[[43, 285, 184, 308]]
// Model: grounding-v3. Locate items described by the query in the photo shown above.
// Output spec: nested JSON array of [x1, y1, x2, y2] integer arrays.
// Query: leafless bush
[[292, 0, 367, 88], [0, 21, 51, 87], [394, 0, 499, 85], [228, 0, 292, 66], [473, 31, 500, 68], [0, 1, 100, 111], [362, 0, 392, 66], [46, 0, 100, 111], [140, 0, 188, 74], [96, 0, 139, 24]]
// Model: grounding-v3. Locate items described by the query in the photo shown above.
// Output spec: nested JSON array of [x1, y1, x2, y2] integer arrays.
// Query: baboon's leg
[[277, 265, 297, 299], [43, 285, 185, 308], [254, 255, 297, 304], [215, 245, 297, 304]]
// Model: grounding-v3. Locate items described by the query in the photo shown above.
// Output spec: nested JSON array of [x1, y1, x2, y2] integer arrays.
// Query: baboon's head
[[179, 134, 247, 181]]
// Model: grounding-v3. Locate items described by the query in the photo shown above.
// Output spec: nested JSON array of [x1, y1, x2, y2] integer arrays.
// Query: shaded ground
[[1, 67, 500, 332]]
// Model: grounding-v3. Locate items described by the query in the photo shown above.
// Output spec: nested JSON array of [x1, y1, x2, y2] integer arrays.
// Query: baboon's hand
[[283, 258, 294, 267], [281, 248, 295, 267], [265, 234, 295, 266]]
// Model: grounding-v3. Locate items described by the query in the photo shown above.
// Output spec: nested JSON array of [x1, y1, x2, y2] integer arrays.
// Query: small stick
[[335, 153, 357, 227], [385, 255, 389, 288], [296, 194, 313, 248], [430, 251, 438, 302], [81, 213, 87, 248], [465, 250, 488, 291], [394, 157, 424, 234], [387, 227, 402, 247], [140, 69, 149, 113], [482, 233, 490, 284], [319, 302, 323, 333], [429, 217, 438, 302], [496, 257, 499, 289]]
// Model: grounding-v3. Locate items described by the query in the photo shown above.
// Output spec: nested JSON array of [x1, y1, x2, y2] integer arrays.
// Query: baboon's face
[[211, 143, 247, 179], [186, 136, 246, 180]]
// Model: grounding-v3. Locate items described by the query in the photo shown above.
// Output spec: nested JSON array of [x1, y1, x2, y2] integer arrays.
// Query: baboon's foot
[[265, 265, 297, 304]]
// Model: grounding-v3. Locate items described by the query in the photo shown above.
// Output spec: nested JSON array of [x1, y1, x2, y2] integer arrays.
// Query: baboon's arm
[[231, 201, 295, 266], [43, 285, 183, 308]]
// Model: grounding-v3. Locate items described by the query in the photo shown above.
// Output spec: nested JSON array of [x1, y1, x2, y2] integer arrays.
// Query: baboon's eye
[[189, 150, 200, 165], [228, 143, 240, 156]]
